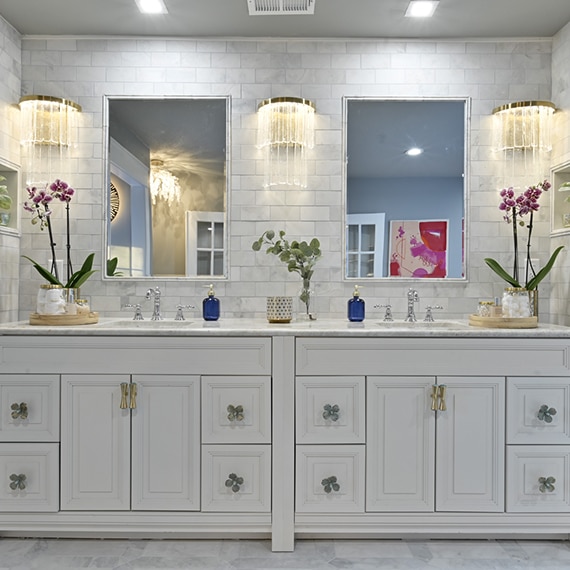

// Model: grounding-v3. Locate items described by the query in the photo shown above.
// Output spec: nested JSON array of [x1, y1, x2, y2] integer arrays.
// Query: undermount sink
[[102, 319, 195, 327], [377, 320, 468, 329]]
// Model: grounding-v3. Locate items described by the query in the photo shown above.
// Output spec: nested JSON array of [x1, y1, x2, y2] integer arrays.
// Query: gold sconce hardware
[[129, 383, 138, 409], [437, 385, 447, 411], [10, 402, 28, 420], [430, 385, 438, 411], [120, 383, 129, 409]]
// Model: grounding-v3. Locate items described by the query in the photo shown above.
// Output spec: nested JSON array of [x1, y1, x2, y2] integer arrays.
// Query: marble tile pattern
[[1, 538, 570, 569]]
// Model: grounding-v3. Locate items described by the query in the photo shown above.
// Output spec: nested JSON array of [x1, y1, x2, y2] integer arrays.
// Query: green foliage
[[252, 229, 321, 281], [0, 176, 11, 210], [106, 256, 123, 277], [23, 252, 97, 289]]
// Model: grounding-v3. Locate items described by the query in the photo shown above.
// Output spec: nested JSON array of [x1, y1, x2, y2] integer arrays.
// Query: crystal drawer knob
[[225, 473, 244, 493], [321, 476, 340, 493], [537, 405, 557, 423], [9, 473, 26, 491], [10, 402, 28, 420], [538, 476, 556, 493], [227, 405, 244, 422], [322, 404, 340, 421]]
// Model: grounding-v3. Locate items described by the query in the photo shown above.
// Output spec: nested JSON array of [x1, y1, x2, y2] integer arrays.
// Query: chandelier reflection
[[150, 159, 181, 206]]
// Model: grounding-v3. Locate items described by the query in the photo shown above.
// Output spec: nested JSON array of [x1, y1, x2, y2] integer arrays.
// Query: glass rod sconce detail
[[18, 94, 82, 187], [150, 159, 181, 206], [257, 97, 316, 188]]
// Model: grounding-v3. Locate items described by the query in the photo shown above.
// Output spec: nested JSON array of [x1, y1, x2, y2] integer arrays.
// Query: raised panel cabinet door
[[507, 445, 570, 512], [60, 375, 131, 510], [0, 374, 59, 442], [202, 376, 271, 444], [436, 376, 505, 512], [507, 377, 570, 445], [131, 375, 200, 511], [296, 376, 365, 444], [366, 376, 435, 512]]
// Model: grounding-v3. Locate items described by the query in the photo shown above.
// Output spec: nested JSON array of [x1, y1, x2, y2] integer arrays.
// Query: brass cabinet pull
[[9, 473, 26, 491], [537, 405, 557, 423], [225, 473, 244, 493], [10, 402, 28, 420], [538, 476, 556, 493], [437, 385, 447, 411], [129, 383, 138, 409], [430, 385, 438, 411], [321, 476, 340, 493], [322, 404, 340, 421], [120, 383, 129, 409], [227, 404, 244, 422]]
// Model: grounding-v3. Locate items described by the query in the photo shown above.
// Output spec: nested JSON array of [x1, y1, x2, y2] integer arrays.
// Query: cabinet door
[[131, 375, 200, 511], [436, 376, 505, 512], [61, 375, 131, 510], [366, 376, 435, 512]]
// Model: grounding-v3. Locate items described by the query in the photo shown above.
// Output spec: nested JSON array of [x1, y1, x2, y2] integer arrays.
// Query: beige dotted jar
[[477, 301, 494, 318], [266, 296, 293, 323]]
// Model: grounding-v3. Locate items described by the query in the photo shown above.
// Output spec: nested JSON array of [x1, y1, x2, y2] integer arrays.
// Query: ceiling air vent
[[247, 0, 315, 15]]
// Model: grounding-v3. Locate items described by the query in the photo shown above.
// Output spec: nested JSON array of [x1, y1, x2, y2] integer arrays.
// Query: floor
[[1, 538, 570, 570]]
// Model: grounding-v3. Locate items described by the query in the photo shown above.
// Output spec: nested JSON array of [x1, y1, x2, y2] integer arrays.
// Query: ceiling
[[1, 0, 570, 39]]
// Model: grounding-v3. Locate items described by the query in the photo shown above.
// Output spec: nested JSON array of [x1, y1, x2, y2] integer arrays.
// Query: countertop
[[1, 318, 569, 338]]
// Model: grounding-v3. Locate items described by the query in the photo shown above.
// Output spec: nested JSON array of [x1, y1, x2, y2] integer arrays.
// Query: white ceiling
[[1, 0, 570, 39]]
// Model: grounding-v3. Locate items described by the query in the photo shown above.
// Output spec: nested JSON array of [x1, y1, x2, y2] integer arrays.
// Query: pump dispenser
[[203, 284, 220, 321], [347, 284, 365, 322]]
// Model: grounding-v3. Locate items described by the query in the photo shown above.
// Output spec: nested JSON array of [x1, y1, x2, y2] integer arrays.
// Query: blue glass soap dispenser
[[203, 284, 220, 321], [347, 284, 365, 322]]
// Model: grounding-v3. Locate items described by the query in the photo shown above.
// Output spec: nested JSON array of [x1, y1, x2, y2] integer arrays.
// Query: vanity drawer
[[0, 375, 59, 442], [506, 445, 570, 512], [202, 376, 271, 444], [201, 444, 271, 512], [296, 376, 365, 444], [507, 377, 570, 444], [0, 443, 59, 512], [295, 445, 365, 513]]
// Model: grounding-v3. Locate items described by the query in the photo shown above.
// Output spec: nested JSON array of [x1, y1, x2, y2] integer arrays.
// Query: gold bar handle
[[430, 385, 438, 411], [120, 383, 129, 409], [438, 385, 447, 411], [129, 383, 138, 409]]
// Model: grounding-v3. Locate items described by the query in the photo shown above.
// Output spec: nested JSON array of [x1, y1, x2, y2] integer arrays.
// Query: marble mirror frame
[[342, 96, 470, 282], [102, 95, 231, 281]]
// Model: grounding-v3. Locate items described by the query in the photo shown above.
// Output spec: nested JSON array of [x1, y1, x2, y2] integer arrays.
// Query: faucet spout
[[146, 286, 163, 320], [405, 288, 419, 322]]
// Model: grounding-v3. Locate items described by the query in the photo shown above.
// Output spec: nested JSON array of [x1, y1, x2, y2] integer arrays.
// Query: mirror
[[105, 96, 229, 278], [344, 98, 467, 280]]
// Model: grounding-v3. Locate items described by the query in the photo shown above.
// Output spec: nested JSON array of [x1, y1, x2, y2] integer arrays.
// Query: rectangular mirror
[[104, 96, 230, 279], [344, 98, 468, 280]]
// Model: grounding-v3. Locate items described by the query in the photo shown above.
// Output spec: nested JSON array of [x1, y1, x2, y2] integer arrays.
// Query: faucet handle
[[424, 305, 444, 322], [122, 303, 144, 320], [175, 304, 196, 321], [374, 304, 394, 322]]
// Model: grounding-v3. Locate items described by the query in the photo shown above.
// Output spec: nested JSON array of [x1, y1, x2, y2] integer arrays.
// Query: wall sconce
[[257, 97, 315, 188], [492, 100, 555, 184], [18, 95, 82, 187], [150, 159, 181, 206]]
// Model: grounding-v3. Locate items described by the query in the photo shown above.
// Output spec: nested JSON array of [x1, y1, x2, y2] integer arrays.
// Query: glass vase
[[298, 279, 317, 321], [502, 287, 531, 318]]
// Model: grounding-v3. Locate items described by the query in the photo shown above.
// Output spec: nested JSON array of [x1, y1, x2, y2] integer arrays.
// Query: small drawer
[[0, 443, 59, 512], [506, 445, 570, 512], [202, 376, 271, 444], [507, 377, 570, 444], [296, 444, 365, 513], [0, 375, 59, 442], [201, 444, 271, 512], [296, 376, 365, 444]]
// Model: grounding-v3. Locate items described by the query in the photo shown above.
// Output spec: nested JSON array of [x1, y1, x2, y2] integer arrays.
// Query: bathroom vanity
[[1, 319, 570, 550]]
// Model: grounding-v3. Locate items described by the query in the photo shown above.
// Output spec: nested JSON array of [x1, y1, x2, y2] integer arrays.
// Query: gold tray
[[468, 314, 537, 329], [29, 312, 99, 326]]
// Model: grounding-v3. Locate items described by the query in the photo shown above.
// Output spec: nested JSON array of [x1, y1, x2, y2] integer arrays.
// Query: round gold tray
[[29, 312, 99, 326]]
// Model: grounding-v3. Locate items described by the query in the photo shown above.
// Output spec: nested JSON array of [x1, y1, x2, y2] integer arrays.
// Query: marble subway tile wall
[[0, 15, 21, 324], [15, 35, 559, 321]]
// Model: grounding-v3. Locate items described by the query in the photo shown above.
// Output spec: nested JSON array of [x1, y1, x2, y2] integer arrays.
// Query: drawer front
[[201, 444, 271, 512], [507, 377, 570, 444], [507, 446, 570, 512], [0, 375, 59, 442], [296, 376, 365, 444], [0, 443, 59, 512], [202, 376, 271, 444], [296, 445, 365, 513]]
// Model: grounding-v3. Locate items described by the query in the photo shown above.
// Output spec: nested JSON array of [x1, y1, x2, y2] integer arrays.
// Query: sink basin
[[377, 320, 468, 329], [102, 319, 195, 328]]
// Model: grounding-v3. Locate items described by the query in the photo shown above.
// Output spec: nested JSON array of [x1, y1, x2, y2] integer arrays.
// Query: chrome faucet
[[146, 286, 163, 320], [405, 288, 419, 322]]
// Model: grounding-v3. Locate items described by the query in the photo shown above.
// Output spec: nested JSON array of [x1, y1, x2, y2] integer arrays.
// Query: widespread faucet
[[146, 286, 163, 320], [405, 288, 419, 322]]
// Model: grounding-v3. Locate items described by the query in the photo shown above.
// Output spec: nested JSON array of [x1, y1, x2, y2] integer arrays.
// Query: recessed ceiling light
[[406, 147, 424, 156], [405, 1, 439, 18], [135, 0, 168, 14]]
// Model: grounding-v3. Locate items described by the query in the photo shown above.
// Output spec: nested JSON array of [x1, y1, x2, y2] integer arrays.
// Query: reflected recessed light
[[406, 147, 423, 156], [405, 1, 439, 18], [135, 0, 168, 14]]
